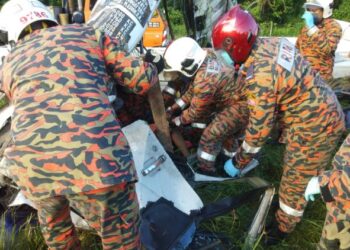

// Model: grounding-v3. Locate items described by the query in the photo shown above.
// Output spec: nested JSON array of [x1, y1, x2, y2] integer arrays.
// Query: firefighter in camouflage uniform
[[163, 37, 248, 174], [305, 133, 350, 250], [296, 0, 341, 84], [0, 0, 161, 249], [212, 5, 346, 245]]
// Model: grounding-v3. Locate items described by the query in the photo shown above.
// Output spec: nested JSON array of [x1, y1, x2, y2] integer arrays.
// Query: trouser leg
[[197, 105, 247, 172], [35, 196, 81, 250], [69, 183, 140, 250], [318, 203, 350, 250], [276, 131, 342, 233]]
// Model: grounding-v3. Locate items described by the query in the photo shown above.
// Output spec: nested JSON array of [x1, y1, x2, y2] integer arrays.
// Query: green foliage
[[239, 0, 304, 24], [333, 0, 350, 20], [167, 7, 184, 26]]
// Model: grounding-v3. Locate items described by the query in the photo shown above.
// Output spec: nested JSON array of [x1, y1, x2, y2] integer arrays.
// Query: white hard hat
[[163, 37, 207, 77], [0, 0, 58, 43], [304, 0, 334, 18]]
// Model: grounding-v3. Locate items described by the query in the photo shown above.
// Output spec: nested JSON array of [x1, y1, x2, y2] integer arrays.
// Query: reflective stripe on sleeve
[[175, 98, 186, 109], [191, 122, 206, 129], [242, 141, 261, 154], [164, 86, 176, 95], [279, 200, 304, 217], [222, 148, 236, 158], [197, 149, 216, 162]]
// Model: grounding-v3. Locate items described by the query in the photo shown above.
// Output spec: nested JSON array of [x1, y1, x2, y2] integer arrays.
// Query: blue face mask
[[217, 50, 234, 66]]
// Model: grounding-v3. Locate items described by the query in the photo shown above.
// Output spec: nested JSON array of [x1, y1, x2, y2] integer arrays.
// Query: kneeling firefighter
[[163, 37, 248, 175]]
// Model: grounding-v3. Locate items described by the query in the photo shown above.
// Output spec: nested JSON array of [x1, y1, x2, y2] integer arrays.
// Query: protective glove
[[302, 11, 315, 29], [304, 176, 321, 201], [172, 116, 182, 127], [224, 158, 240, 178], [144, 49, 165, 74]]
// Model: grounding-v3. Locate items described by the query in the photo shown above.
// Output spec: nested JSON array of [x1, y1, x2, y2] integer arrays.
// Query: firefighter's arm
[[180, 78, 214, 125], [100, 32, 159, 95], [166, 83, 194, 121], [295, 33, 302, 50], [318, 135, 350, 202], [235, 77, 276, 168], [171, 82, 193, 111], [307, 20, 342, 55]]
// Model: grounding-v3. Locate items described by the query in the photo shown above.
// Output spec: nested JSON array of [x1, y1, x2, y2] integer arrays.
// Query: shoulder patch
[[205, 58, 221, 74], [277, 38, 295, 72]]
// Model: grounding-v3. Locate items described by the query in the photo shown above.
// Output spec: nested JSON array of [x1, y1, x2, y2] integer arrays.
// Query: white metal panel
[[122, 120, 204, 214]]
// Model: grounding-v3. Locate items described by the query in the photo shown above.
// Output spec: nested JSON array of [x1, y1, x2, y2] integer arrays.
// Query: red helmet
[[212, 5, 259, 64]]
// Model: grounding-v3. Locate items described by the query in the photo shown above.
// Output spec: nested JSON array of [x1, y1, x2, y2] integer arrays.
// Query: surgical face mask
[[216, 50, 234, 67]]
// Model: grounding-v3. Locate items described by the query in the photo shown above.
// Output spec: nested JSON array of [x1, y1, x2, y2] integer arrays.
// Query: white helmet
[[304, 0, 334, 18], [163, 37, 207, 77], [0, 0, 58, 44]]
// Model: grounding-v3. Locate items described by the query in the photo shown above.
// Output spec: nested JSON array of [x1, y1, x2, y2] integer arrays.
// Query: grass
[[0, 91, 349, 249], [1, 132, 347, 250]]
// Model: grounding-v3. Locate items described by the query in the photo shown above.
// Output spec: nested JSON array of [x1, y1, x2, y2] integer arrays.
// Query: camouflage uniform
[[116, 88, 152, 126], [296, 18, 341, 83], [174, 50, 248, 172], [35, 183, 140, 250], [0, 24, 158, 249], [234, 38, 345, 233], [116, 79, 188, 127], [162, 79, 189, 108], [317, 134, 350, 250]]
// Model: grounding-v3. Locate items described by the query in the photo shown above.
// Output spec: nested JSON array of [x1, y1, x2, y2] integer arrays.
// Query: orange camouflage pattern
[[235, 37, 345, 233], [296, 18, 342, 82], [0, 24, 158, 201], [175, 50, 248, 171], [162, 79, 190, 108], [179, 50, 242, 125], [318, 134, 350, 250], [35, 183, 140, 250]]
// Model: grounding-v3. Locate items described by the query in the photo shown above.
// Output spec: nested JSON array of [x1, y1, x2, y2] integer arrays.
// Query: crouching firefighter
[[0, 0, 161, 249], [163, 37, 248, 175], [305, 133, 350, 250], [212, 5, 346, 245]]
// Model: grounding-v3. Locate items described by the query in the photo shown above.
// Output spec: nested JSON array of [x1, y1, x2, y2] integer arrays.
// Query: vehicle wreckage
[[0, 0, 349, 249]]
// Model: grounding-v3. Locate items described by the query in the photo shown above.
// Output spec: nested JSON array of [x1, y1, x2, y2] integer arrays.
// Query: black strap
[[192, 186, 269, 222]]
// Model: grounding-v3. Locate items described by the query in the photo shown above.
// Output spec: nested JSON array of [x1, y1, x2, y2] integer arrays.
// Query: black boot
[[263, 221, 289, 246]]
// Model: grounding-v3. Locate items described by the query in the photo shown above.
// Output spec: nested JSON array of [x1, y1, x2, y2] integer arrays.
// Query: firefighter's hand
[[144, 49, 165, 74], [302, 11, 315, 29], [224, 159, 240, 178], [171, 116, 182, 127], [304, 177, 321, 201]]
